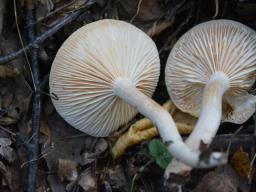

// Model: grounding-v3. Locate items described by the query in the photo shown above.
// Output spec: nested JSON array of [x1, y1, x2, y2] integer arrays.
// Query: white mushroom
[[49, 19, 226, 167], [165, 19, 256, 176]]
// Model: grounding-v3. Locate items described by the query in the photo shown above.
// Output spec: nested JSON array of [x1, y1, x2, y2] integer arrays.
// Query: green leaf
[[148, 139, 172, 169]]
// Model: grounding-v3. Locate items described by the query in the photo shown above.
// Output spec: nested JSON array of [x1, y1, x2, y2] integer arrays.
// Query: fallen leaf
[[0, 138, 16, 163], [94, 138, 108, 154], [81, 152, 97, 166], [193, 165, 248, 192], [78, 168, 96, 192], [58, 159, 78, 182], [39, 120, 51, 144], [81, 138, 108, 166], [107, 165, 129, 191], [118, 0, 164, 21], [0, 66, 19, 79], [231, 148, 250, 179], [42, 111, 91, 191], [0, 161, 12, 190]]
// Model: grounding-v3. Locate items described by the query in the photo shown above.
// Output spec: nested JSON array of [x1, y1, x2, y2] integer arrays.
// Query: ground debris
[[0, 66, 19, 78], [58, 159, 78, 182], [78, 168, 97, 192], [0, 0, 256, 191], [193, 165, 249, 192], [0, 137, 16, 162]]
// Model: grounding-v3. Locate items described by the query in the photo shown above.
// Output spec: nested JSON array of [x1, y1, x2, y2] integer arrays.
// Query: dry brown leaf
[[39, 120, 51, 144], [42, 112, 93, 191], [65, 0, 88, 11], [107, 165, 129, 191], [0, 161, 12, 190], [0, 117, 17, 126], [146, 20, 174, 37], [78, 168, 96, 192], [58, 159, 78, 182], [193, 165, 248, 192], [2, 92, 13, 108], [118, 0, 163, 21], [81, 138, 108, 166], [231, 148, 250, 179], [0, 66, 19, 78]]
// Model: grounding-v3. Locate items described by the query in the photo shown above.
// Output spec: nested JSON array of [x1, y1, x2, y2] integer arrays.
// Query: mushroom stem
[[113, 77, 227, 167], [185, 71, 229, 150], [165, 71, 230, 177]]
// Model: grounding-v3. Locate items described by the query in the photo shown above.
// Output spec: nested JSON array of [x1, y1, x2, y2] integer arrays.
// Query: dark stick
[[0, 10, 82, 64], [210, 134, 255, 155], [25, 0, 76, 28], [26, 1, 41, 192]]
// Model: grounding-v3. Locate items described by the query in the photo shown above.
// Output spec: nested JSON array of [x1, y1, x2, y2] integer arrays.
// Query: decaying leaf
[[107, 165, 129, 191], [39, 120, 51, 144], [43, 112, 99, 190], [58, 159, 78, 182], [117, 0, 173, 37], [118, 0, 164, 21], [0, 138, 16, 163], [0, 161, 12, 190], [81, 152, 97, 166], [193, 165, 248, 192], [0, 117, 17, 126], [231, 148, 250, 179], [95, 138, 108, 154], [0, 66, 19, 79], [81, 138, 108, 166], [78, 168, 96, 191]]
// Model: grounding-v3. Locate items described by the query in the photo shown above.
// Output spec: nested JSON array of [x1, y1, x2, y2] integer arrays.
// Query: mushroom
[[49, 19, 226, 167], [165, 19, 256, 176]]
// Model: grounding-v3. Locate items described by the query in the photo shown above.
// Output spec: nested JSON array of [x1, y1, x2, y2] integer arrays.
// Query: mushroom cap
[[165, 19, 256, 119], [222, 93, 256, 124], [49, 19, 160, 137]]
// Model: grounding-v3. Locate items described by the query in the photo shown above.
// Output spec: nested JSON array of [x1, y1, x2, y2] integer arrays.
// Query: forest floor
[[0, 0, 256, 191]]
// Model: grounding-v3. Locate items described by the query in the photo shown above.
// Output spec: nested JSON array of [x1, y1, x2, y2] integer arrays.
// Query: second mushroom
[[165, 19, 256, 176]]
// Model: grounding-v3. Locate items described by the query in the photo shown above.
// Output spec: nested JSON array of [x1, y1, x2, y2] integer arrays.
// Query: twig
[[0, 125, 17, 136], [165, 0, 186, 20], [13, 0, 35, 90], [130, 0, 143, 23], [26, 1, 41, 192], [212, 0, 219, 18], [248, 114, 256, 185], [0, 10, 82, 64], [130, 159, 154, 192], [248, 152, 256, 185], [40, 73, 49, 90], [225, 126, 244, 156], [25, 0, 77, 28], [21, 144, 53, 169]]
